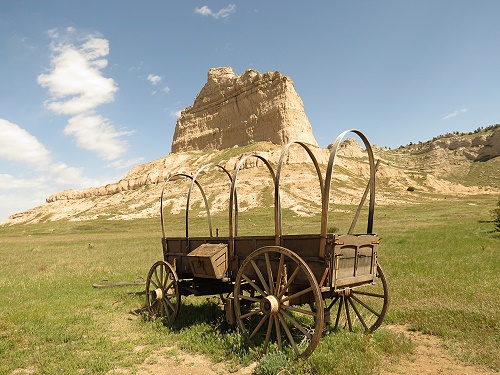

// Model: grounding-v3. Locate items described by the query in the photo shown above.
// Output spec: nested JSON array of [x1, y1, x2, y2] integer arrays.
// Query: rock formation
[[170, 67, 318, 153], [431, 127, 500, 161]]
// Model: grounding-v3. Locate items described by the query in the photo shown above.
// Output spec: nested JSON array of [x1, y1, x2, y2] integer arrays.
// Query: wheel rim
[[146, 260, 180, 323], [325, 264, 389, 333], [234, 246, 324, 359]]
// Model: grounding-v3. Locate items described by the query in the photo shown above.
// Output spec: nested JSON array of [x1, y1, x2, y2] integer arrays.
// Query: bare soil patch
[[381, 325, 496, 375], [109, 347, 256, 375]]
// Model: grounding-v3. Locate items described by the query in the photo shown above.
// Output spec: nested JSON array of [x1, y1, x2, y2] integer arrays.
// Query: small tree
[[493, 197, 500, 232]]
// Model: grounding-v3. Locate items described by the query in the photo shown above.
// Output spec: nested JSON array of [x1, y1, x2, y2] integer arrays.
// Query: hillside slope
[[3, 126, 499, 226]]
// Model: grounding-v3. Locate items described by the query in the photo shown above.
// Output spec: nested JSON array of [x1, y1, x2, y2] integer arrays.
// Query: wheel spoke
[[344, 296, 352, 330], [249, 314, 269, 339], [164, 279, 174, 292], [274, 315, 282, 351], [327, 295, 340, 310], [158, 297, 165, 316], [277, 266, 301, 299], [352, 290, 385, 299], [282, 286, 312, 304], [347, 296, 368, 330], [154, 268, 161, 287], [149, 278, 159, 290], [162, 272, 171, 289], [278, 313, 300, 357], [265, 253, 275, 294], [282, 304, 316, 317], [280, 309, 312, 339], [242, 273, 267, 297], [241, 308, 261, 320], [237, 294, 261, 303], [263, 314, 273, 353], [251, 260, 271, 295], [275, 253, 285, 296], [350, 294, 381, 317], [334, 296, 343, 329], [165, 297, 176, 314], [151, 299, 159, 313], [160, 299, 169, 317], [159, 264, 164, 287]]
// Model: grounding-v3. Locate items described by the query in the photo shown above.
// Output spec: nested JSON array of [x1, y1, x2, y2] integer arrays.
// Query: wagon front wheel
[[234, 246, 324, 359], [146, 260, 180, 323]]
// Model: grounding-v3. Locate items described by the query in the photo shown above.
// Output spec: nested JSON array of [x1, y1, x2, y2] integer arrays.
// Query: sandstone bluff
[[171, 67, 318, 152]]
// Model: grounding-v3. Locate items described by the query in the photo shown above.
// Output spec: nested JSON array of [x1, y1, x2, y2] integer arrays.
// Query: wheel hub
[[152, 288, 163, 300], [260, 295, 280, 315]]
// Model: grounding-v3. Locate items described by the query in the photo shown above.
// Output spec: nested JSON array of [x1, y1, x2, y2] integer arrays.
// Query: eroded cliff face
[[170, 67, 318, 153], [431, 128, 500, 161]]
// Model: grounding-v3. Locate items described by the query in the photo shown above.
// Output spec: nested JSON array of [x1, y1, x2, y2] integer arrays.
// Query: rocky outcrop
[[170, 67, 318, 153], [432, 127, 500, 161]]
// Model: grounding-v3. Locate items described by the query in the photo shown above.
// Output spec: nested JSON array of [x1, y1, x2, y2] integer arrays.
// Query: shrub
[[493, 197, 500, 232], [254, 351, 290, 375], [407, 186, 415, 192], [328, 225, 340, 233]]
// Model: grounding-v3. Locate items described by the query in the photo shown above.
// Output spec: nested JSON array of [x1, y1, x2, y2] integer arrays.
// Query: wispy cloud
[[195, 4, 236, 19], [38, 28, 130, 160], [170, 109, 182, 119], [147, 74, 162, 85], [64, 114, 134, 161], [105, 157, 145, 170], [0, 174, 46, 190], [442, 108, 468, 120]]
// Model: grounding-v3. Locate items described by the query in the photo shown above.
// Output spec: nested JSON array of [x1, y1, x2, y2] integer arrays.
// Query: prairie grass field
[[0, 194, 499, 374]]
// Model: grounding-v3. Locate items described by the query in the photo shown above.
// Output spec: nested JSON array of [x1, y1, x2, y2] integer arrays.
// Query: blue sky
[[1, 1, 499, 222]]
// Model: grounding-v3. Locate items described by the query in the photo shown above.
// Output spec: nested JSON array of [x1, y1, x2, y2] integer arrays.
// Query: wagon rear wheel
[[146, 260, 180, 323], [325, 264, 389, 333], [234, 246, 324, 359]]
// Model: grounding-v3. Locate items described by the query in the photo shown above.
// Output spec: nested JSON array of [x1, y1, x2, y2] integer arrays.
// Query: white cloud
[[147, 74, 162, 85], [37, 29, 132, 161], [0, 119, 52, 168], [170, 110, 182, 119], [195, 4, 236, 19], [105, 157, 145, 170], [38, 38, 117, 115], [64, 114, 133, 160], [0, 118, 130, 222], [442, 108, 468, 120], [48, 162, 117, 187], [0, 174, 47, 190], [47, 28, 59, 39]]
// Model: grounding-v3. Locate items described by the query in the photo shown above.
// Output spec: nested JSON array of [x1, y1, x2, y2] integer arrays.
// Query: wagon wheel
[[234, 246, 324, 359], [146, 260, 180, 323], [325, 264, 389, 333]]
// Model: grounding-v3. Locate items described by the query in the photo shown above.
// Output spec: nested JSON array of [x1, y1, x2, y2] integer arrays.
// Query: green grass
[[1, 195, 499, 374]]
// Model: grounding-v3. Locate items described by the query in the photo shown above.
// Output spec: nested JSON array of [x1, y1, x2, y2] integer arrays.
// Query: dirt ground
[[108, 325, 496, 375], [379, 325, 496, 375]]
